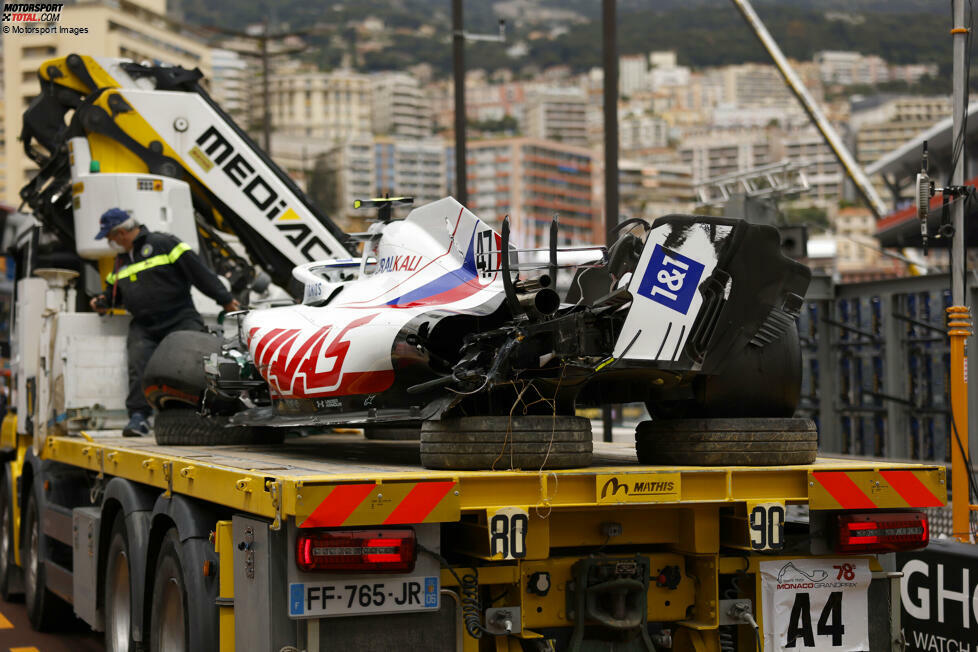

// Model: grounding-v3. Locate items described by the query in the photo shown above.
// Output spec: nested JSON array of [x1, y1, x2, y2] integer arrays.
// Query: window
[[22, 46, 56, 58]]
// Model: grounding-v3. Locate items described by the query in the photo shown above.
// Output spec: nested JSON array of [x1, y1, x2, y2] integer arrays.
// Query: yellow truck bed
[[41, 431, 947, 529]]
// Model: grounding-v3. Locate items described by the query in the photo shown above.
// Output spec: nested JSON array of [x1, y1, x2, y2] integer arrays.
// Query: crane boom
[[731, 0, 889, 219]]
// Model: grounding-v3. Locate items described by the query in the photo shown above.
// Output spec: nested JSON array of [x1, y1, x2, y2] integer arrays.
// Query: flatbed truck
[[0, 423, 945, 651], [0, 53, 946, 651]]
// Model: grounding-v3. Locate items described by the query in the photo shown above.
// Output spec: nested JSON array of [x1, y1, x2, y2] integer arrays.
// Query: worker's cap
[[95, 208, 134, 239]]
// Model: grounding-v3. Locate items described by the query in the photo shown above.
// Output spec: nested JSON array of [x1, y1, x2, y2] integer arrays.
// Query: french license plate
[[288, 576, 440, 618]]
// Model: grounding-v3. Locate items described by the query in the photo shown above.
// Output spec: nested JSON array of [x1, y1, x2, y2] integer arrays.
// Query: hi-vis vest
[[106, 242, 191, 284]]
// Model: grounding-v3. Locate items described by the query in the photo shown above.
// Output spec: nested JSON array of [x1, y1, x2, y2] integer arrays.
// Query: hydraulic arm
[[19, 53, 353, 296]]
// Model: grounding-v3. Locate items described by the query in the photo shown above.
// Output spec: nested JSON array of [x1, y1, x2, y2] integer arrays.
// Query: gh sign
[[898, 540, 978, 652]]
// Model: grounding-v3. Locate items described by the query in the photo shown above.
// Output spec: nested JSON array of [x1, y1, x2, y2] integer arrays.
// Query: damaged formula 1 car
[[143, 197, 814, 470]]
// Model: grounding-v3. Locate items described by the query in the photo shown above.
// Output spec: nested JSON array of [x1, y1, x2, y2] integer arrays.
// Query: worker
[[89, 208, 241, 437]]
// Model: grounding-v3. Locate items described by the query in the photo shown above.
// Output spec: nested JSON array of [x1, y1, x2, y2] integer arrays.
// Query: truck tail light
[[296, 529, 416, 573], [835, 512, 928, 554]]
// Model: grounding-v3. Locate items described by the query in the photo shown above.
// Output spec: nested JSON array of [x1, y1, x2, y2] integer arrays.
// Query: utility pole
[[261, 22, 271, 153], [452, 0, 467, 205], [204, 23, 315, 154], [948, 0, 973, 543], [603, 0, 618, 240], [602, 0, 618, 443], [951, 1, 967, 309], [450, 2, 505, 206]]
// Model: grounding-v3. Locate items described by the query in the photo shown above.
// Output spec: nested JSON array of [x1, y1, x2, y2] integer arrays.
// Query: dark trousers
[[126, 309, 205, 416]]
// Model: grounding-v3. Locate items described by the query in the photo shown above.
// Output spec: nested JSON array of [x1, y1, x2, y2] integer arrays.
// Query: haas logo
[[249, 314, 390, 397]]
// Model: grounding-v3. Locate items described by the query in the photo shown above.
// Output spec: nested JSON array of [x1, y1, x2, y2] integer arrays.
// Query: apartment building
[[815, 51, 890, 86], [620, 110, 670, 155], [268, 67, 372, 142], [465, 78, 528, 124], [271, 134, 447, 231], [465, 138, 599, 247], [619, 160, 695, 220], [782, 129, 844, 205], [371, 72, 432, 140], [524, 88, 589, 146], [853, 96, 951, 167], [209, 48, 250, 127], [678, 128, 775, 183], [2, 0, 211, 204], [313, 138, 375, 232], [620, 54, 648, 97], [374, 137, 446, 204]]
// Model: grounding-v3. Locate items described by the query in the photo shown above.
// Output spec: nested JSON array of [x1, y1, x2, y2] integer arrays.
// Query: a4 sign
[[761, 558, 871, 651]]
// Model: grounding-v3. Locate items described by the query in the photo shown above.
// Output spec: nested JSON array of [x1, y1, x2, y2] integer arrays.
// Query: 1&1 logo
[[637, 244, 705, 315]]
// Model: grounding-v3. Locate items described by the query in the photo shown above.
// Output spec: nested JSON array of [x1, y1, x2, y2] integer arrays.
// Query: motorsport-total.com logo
[[2, 2, 63, 22], [1, 2, 88, 36]]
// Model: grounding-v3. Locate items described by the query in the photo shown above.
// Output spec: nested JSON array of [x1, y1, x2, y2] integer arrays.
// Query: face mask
[[108, 241, 126, 253]]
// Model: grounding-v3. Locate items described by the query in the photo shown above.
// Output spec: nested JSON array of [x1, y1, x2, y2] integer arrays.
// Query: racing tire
[[0, 473, 22, 600], [154, 408, 286, 446], [420, 415, 592, 470], [104, 515, 135, 652], [149, 529, 188, 652], [363, 423, 422, 440], [23, 488, 72, 631], [635, 417, 817, 466], [142, 331, 220, 411]]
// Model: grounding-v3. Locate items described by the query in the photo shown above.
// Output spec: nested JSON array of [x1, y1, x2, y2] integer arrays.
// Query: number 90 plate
[[289, 576, 440, 618]]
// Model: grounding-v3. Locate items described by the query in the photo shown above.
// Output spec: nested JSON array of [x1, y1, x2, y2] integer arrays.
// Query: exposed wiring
[[745, 611, 762, 652], [488, 588, 509, 605], [942, 155, 978, 539], [446, 372, 490, 396], [538, 363, 566, 471], [533, 471, 558, 519], [948, 408, 978, 539], [417, 544, 489, 639], [493, 380, 534, 471], [947, 0, 974, 296], [726, 600, 762, 652]]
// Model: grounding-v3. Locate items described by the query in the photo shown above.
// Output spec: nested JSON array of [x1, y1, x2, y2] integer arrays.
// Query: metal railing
[[798, 273, 978, 465]]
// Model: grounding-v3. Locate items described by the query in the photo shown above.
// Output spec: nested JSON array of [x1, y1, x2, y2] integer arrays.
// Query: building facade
[[373, 137, 446, 205], [464, 137, 599, 247], [678, 128, 774, 183], [208, 48, 250, 127], [853, 96, 951, 167], [619, 160, 696, 220], [524, 88, 589, 146], [370, 72, 432, 140], [268, 67, 372, 142]]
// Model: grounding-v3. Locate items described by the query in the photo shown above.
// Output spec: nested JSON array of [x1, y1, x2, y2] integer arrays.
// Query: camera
[[93, 295, 110, 311]]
